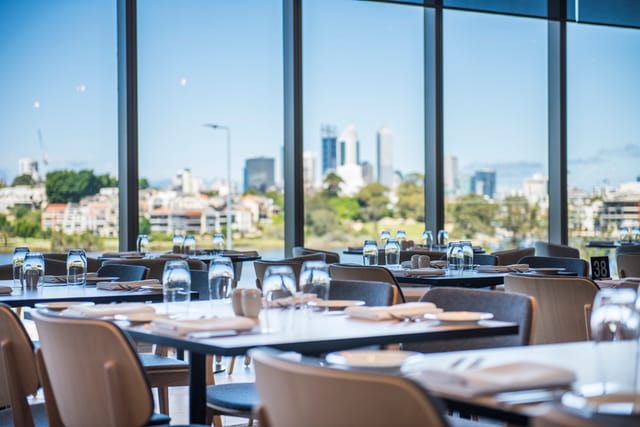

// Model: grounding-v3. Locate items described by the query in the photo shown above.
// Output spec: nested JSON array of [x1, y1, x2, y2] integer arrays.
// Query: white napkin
[[0, 286, 12, 295], [63, 302, 155, 317], [150, 316, 256, 337], [101, 251, 144, 259], [596, 278, 640, 289], [399, 267, 446, 277], [345, 302, 440, 321], [477, 264, 529, 273], [408, 361, 576, 396], [96, 279, 160, 290]]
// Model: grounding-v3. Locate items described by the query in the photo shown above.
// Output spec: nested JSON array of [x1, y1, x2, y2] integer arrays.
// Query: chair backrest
[[518, 256, 590, 277], [328, 279, 394, 306], [251, 348, 448, 427], [0, 264, 12, 280], [473, 254, 498, 266], [190, 269, 211, 301], [44, 253, 101, 273], [615, 244, 640, 255], [491, 247, 535, 265], [328, 264, 405, 304], [102, 257, 206, 281], [292, 247, 340, 264], [253, 253, 326, 290], [0, 303, 40, 427], [403, 287, 536, 353], [32, 311, 154, 427], [96, 263, 149, 281], [534, 241, 580, 258], [616, 253, 640, 278], [504, 274, 600, 344]]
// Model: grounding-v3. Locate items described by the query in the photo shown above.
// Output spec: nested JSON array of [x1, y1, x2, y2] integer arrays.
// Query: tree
[[395, 173, 424, 221], [355, 183, 391, 223], [499, 195, 542, 246], [45, 169, 103, 203], [0, 214, 11, 246], [322, 172, 344, 198], [446, 194, 497, 240], [330, 197, 360, 221], [139, 216, 151, 235], [139, 177, 150, 189], [11, 174, 36, 186], [13, 210, 41, 240], [98, 174, 118, 188]]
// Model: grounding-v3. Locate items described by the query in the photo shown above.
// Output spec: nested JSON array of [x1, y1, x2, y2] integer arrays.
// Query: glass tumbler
[[379, 230, 391, 247], [422, 230, 434, 250], [183, 235, 197, 255], [136, 234, 150, 255], [12, 246, 29, 288], [212, 233, 225, 254], [396, 230, 407, 242], [208, 256, 235, 301], [362, 240, 379, 266], [172, 234, 185, 254], [437, 229, 449, 248], [384, 238, 401, 269], [261, 265, 297, 333], [162, 260, 191, 318], [299, 260, 330, 302], [22, 252, 45, 291], [461, 241, 474, 271], [66, 249, 87, 287]]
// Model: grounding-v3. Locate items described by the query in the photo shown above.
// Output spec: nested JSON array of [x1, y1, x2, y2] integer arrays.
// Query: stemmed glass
[[66, 249, 87, 287], [422, 230, 434, 250], [362, 240, 378, 266], [208, 256, 235, 303], [212, 233, 225, 254], [12, 247, 29, 288], [162, 260, 191, 318], [261, 265, 296, 333], [299, 261, 330, 309]]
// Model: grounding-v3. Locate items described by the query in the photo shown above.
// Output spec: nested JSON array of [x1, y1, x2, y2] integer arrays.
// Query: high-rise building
[[18, 157, 39, 181], [376, 126, 394, 188], [471, 169, 496, 198], [444, 155, 458, 196], [244, 157, 275, 193], [303, 151, 317, 191], [361, 161, 375, 184], [321, 125, 337, 175], [337, 124, 359, 167]]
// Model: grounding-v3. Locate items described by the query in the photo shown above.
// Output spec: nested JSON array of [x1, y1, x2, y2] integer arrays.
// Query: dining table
[[394, 269, 507, 289], [123, 300, 519, 423]]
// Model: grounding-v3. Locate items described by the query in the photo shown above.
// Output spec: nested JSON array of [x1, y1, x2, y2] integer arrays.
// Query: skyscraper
[[321, 125, 337, 175], [337, 124, 359, 167], [376, 126, 393, 188], [303, 151, 317, 191], [471, 169, 497, 198], [244, 157, 275, 193], [444, 155, 459, 196]]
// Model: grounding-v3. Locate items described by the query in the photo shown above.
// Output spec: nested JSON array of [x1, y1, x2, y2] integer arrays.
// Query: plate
[[562, 391, 640, 416], [307, 300, 365, 311], [326, 350, 419, 369], [425, 311, 494, 324], [34, 301, 95, 311], [114, 312, 167, 323], [530, 267, 566, 274]]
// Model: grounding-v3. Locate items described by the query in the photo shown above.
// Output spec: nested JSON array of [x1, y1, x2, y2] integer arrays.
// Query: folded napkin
[[399, 267, 446, 277], [408, 361, 576, 396], [102, 251, 144, 258], [150, 316, 256, 337], [63, 302, 155, 317], [96, 279, 160, 290], [477, 264, 529, 273], [345, 302, 440, 321], [0, 286, 12, 295], [596, 278, 640, 289]]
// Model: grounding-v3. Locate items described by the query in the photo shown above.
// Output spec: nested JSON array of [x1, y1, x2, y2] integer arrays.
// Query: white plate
[[307, 300, 365, 310], [115, 312, 167, 323], [326, 350, 419, 369], [425, 311, 494, 324], [34, 301, 95, 311], [530, 267, 565, 274]]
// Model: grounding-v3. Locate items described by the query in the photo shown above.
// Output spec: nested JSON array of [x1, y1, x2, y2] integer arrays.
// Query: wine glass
[[183, 235, 197, 255], [208, 256, 235, 302], [379, 230, 391, 247], [590, 288, 640, 394], [422, 230, 434, 250], [22, 252, 45, 291], [212, 233, 225, 254], [136, 234, 150, 255], [384, 238, 401, 269], [299, 260, 330, 306], [437, 229, 449, 248], [66, 248, 87, 287], [362, 240, 378, 266], [261, 265, 296, 333], [162, 260, 191, 318], [11, 246, 29, 288]]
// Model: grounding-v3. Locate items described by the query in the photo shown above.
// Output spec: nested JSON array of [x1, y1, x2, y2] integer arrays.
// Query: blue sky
[[0, 0, 638, 192]]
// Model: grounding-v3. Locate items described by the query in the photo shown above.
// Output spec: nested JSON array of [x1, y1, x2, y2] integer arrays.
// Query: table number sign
[[590, 256, 611, 280]]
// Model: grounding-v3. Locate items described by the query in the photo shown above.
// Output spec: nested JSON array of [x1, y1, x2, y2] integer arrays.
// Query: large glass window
[[0, 0, 118, 258], [567, 23, 640, 255], [302, 0, 424, 253], [443, 10, 548, 251], [137, 0, 284, 258]]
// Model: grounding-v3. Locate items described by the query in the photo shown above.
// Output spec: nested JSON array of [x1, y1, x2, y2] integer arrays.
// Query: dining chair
[[491, 247, 534, 266], [473, 254, 498, 266], [102, 257, 207, 281], [328, 279, 394, 306], [614, 244, 640, 255], [292, 246, 341, 263], [96, 263, 150, 281], [0, 303, 62, 427], [31, 310, 206, 427], [250, 347, 450, 427], [0, 263, 12, 280], [328, 264, 406, 304], [534, 241, 580, 258], [504, 274, 600, 344], [402, 287, 536, 353], [615, 253, 640, 278], [518, 255, 590, 277], [253, 253, 326, 290]]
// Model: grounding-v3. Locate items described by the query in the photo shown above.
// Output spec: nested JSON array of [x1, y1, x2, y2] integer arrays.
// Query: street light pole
[[203, 124, 232, 250]]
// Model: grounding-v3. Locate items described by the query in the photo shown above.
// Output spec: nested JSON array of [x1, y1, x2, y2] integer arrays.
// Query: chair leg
[[227, 356, 236, 375], [244, 355, 251, 367], [157, 386, 169, 415]]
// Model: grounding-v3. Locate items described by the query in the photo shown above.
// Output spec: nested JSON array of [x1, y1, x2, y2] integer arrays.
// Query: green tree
[[395, 173, 424, 221], [355, 183, 391, 223], [322, 172, 344, 198], [11, 174, 36, 186], [139, 216, 151, 235], [139, 177, 150, 189], [13, 210, 41, 240], [330, 197, 360, 221], [447, 194, 498, 239], [98, 174, 118, 188], [45, 169, 103, 203], [0, 214, 11, 246], [499, 195, 541, 246]]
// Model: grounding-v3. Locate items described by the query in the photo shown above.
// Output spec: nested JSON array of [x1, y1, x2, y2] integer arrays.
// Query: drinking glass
[[208, 256, 235, 301], [183, 235, 197, 255], [437, 229, 449, 248], [162, 260, 191, 318], [379, 230, 391, 247], [590, 288, 640, 394], [299, 260, 330, 302], [11, 246, 29, 288], [136, 234, 150, 255], [212, 233, 225, 254], [384, 238, 401, 269], [422, 230, 434, 250], [172, 234, 185, 254], [66, 249, 87, 287], [362, 240, 378, 266], [22, 252, 45, 291], [261, 265, 296, 333], [446, 242, 460, 272], [396, 230, 407, 242], [461, 241, 474, 271]]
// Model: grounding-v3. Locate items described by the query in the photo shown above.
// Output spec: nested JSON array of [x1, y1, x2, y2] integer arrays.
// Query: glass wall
[[137, 0, 284, 257], [0, 0, 118, 258], [442, 10, 549, 251], [302, 0, 425, 252], [567, 23, 640, 254]]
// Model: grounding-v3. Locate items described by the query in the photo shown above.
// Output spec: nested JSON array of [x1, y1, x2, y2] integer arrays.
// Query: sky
[[0, 0, 639, 193]]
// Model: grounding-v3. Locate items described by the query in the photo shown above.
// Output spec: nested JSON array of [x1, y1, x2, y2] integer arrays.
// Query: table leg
[[190, 352, 207, 424]]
